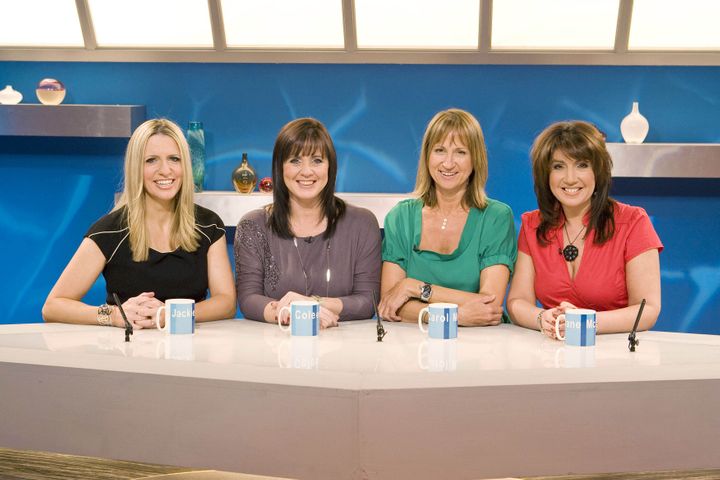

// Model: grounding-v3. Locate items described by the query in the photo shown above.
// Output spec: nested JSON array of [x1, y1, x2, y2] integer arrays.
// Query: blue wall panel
[[0, 61, 717, 333]]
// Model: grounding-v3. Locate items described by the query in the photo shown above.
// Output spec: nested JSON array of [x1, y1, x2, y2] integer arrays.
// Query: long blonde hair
[[114, 118, 198, 262], [413, 108, 488, 209]]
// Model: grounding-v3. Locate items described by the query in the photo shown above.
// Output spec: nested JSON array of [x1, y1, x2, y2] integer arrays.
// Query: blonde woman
[[43, 119, 235, 328], [378, 109, 517, 325]]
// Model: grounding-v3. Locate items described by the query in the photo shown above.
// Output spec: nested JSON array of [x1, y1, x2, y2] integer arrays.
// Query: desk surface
[[2, 321, 720, 479], [1, 320, 719, 390]]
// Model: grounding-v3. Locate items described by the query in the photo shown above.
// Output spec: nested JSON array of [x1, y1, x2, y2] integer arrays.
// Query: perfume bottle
[[232, 153, 257, 194]]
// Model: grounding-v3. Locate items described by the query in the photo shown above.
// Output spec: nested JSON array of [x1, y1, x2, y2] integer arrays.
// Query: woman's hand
[[544, 301, 578, 340], [457, 294, 503, 326], [539, 307, 563, 339], [275, 291, 339, 329], [318, 308, 339, 329], [275, 291, 309, 325], [114, 292, 163, 329], [378, 278, 416, 321]]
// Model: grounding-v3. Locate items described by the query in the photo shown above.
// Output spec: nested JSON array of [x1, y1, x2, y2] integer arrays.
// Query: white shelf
[[195, 191, 412, 227], [607, 143, 720, 178]]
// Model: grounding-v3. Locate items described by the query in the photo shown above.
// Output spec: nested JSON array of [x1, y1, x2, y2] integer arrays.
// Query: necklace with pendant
[[562, 223, 586, 262], [441, 217, 448, 230]]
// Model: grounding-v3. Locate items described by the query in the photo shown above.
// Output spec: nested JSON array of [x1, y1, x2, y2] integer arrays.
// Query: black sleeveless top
[[85, 204, 226, 305]]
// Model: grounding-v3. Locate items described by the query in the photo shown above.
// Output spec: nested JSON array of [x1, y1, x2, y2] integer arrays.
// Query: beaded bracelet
[[536, 309, 546, 333]]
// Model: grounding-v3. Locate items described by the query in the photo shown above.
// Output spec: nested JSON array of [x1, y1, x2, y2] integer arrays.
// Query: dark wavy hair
[[268, 117, 345, 239], [530, 120, 615, 246]]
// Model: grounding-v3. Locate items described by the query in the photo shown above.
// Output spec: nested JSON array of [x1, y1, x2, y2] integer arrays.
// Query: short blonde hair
[[114, 118, 198, 261], [413, 108, 488, 209]]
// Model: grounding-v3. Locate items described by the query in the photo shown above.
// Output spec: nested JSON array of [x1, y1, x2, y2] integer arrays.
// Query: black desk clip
[[112, 293, 133, 343], [372, 291, 387, 342], [628, 298, 645, 352]]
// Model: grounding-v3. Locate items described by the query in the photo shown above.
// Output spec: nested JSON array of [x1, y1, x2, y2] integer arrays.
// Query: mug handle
[[418, 307, 429, 333], [278, 306, 291, 332], [555, 314, 565, 340], [156, 306, 167, 331]]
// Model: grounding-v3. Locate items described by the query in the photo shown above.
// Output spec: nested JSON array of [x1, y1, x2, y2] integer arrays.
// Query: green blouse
[[382, 198, 517, 294]]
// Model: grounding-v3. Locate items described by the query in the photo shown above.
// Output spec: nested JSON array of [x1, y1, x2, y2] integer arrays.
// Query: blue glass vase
[[187, 121, 206, 192]]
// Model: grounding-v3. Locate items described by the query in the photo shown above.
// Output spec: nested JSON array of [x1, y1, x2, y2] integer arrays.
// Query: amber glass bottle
[[232, 153, 257, 194]]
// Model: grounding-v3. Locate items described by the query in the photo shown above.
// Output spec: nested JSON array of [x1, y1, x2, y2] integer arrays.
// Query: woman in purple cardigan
[[234, 118, 381, 328]]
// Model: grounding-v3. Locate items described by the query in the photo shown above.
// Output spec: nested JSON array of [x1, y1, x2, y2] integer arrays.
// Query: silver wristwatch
[[419, 282, 432, 303], [97, 304, 113, 326]]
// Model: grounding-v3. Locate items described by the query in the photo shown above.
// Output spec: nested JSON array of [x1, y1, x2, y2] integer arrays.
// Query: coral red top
[[518, 202, 663, 311]]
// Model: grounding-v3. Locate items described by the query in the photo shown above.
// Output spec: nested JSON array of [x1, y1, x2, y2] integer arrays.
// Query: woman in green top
[[378, 109, 517, 326]]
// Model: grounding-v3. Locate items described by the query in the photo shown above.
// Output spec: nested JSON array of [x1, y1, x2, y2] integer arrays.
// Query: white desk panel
[[1, 321, 719, 479]]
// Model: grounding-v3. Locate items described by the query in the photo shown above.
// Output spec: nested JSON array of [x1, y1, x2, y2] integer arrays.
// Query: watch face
[[421, 283, 432, 301]]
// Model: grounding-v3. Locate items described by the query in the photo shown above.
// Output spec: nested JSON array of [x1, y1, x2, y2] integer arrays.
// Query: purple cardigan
[[234, 204, 381, 321]]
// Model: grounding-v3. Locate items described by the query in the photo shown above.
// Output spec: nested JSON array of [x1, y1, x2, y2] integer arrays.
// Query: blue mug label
[[427, 305, 458, 340], [565, 312, 596, 346], [169, 303, 195, 335], [291, 303, 319, 337]]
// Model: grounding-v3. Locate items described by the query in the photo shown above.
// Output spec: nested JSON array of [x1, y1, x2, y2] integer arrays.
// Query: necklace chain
[[293, 237, 331, 297], [562, 223, 586, 262], [564, 223, 585, 245], [437, 206, 465, 231]]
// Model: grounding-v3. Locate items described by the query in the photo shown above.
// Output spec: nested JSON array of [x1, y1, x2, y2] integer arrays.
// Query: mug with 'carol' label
[[418, 303, 458, 340]]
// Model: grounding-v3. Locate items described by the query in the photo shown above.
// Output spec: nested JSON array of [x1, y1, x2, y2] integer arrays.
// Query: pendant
[[563, 244, 579, 262], [441, 218, 448, 230]]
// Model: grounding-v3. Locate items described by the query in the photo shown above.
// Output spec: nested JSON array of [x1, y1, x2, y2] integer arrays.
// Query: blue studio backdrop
[[0, 61, 718, 333]]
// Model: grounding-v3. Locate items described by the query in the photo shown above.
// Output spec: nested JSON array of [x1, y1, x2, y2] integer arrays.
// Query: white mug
[[156, 299, 195, 335]]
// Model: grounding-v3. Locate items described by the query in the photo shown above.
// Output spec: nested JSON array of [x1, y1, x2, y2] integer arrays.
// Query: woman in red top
[[507, 121, 663, 338]]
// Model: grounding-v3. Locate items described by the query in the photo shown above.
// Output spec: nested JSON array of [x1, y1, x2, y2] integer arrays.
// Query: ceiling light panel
[[88, 0, 213, 48], [222, 0, 344, 48], [355, 0, 479, 49], [0, 0, 84, 47], [492, 0, 619, 50], [629, 0, 720, 50]]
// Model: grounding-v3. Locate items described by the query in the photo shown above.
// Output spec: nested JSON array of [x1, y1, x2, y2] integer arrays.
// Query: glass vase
[[187, 121, 206, 192], [620, 102, 649, 144]]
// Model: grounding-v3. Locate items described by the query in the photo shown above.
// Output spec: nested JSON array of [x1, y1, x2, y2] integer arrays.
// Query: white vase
[[620, 102, 649, 144], [0, 85, 23, 105]]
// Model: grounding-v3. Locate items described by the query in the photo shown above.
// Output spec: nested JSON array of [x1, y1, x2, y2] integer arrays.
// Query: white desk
[[1, 321, 719, 479]]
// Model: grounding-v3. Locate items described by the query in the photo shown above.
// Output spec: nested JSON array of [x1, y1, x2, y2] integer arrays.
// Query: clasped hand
[[539, 301, 577, 340], [457, 294, 503, 326], [116, 292, 163, 329], [273, 291, 339, 329]]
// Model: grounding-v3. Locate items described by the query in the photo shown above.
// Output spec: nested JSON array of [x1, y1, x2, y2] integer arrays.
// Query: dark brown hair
[[530, 120, 615, 245], [269, 118, 345, 239]]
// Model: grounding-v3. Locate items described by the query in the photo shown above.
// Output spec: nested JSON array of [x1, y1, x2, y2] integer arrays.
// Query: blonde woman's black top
[[85, 204, 226, 305]]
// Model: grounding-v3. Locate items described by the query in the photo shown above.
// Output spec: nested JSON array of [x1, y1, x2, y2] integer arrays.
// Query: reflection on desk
[[1, 320, 719, 390]]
